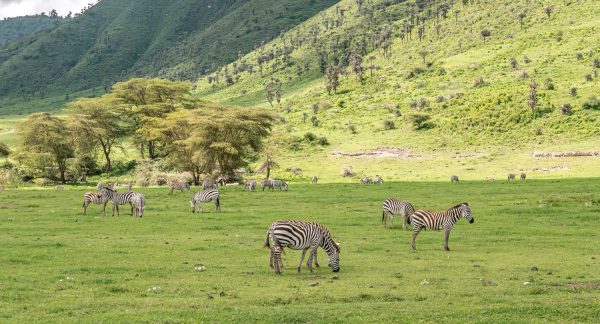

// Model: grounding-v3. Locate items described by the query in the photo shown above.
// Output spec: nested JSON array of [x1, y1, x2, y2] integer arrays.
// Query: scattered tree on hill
[[265, 78, 282, 107], [407, 112, 432, 130], [528, 80, 539, 116], [256, 155, 279, 179], [368, 56, 376, 78], [418, 49, 428, 63], [15, 113, 74, 183], [480, 29, 491, 44], [517, 12, 526, 29], [325, 64, 341, 94], [544, 6, 554, 18], [349, 52, 365, 82]]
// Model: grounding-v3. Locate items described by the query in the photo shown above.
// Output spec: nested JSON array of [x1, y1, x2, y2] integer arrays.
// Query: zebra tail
[[264, 230, 271, 249], [381, 210, 386, 223], [407, 214, 412, 224]]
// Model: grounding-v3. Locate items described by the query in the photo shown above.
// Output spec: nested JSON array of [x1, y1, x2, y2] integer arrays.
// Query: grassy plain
[[1, 180, 599, 322]]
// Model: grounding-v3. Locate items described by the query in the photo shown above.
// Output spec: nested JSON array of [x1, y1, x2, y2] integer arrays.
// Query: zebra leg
[[382, 210, 387, 228], [298, 249, 308, 272], [444, 229, 451, 251], [306, 246, 318, 273], [83, 201, 88, 215], [273, 246, 282, 275], [314, 250, 319, 268], [102, 201, 108, 216], [269, 248, 274, 268], [390, 214, 395, 229], [402, 212, 407, 231], [412, 226, 423, 250]]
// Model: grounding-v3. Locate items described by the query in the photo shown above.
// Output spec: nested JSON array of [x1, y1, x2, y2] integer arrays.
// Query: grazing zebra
[[520, 173, 526, 180], [409, 202, 474, 251], [111, 190, 135, 216], [382, 198, 415, 230], [55, 185, 65, 190], [264, 220, 340, 275], [168, 181, 190, 194], [216, 175, 229, 186], [202, 179, 216, 190], [261, 179, 274, 191], [191, 189, 220, 213], [131, 193, 145, 217], [451, 175, 459, 183], [373, 176, 383, 184], [361, 177, 372, 184], [272, 179, 288, 191], [83, 188, 114, 215], [507, 173, 516, 181], [243, 180, 257, 192], [311, 176, 318, 184]]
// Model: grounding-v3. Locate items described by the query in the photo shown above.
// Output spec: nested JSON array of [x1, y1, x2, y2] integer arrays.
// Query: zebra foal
[[264, 220, 340, 275], [382, 198, 415, 230], [410, 202, 474, 251], [191, 189, 220, 213]]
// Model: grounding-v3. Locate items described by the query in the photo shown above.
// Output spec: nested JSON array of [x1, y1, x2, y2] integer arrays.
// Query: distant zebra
[[55, 185, 65, 190], [243, 180, 257, 192], [131, 193, 145, 217], [202, 179, 216, 190], [96, 182, 105, 191], [191, 189, 220, 213], [520, 173, 526, 180], [264, 220, 340, 275], [410, 202, 474, 251], [216, 175, 229, 186], [361, 177, 372, 184], [507, 173, 516, 181], [83, 188, 114, 215], [451, 175, 459, 183], [373, 176, 383, 184], [169, 181, 190, 194], [382, 198, 415, 230], [311, 176, 318, 184], [111, 190, 136, 216], [261, 179, 273, 191], [272, 179, 288, 191]]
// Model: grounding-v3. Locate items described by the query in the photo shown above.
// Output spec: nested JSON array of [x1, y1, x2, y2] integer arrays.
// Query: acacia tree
[[16, 113, 74, 183], [481, 29, 491, 43], [67, 97, 127, 172], [256, 155, 279, 179], [325, 64, 341, 94], [349, 52, 364, 82], [264, 78, 282, 107]]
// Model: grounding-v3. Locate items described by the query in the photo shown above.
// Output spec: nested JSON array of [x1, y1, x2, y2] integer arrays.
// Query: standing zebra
[[216, 175, 229, 186], [361, 177, 372, 184], [451, 175, 459, 183], [410, 202, 474, 251], [55, 185, 65, 190], [191, 189, 220, 213], [96, 182, 105, 191], [520, 173, 526, 180], [311, 176, 318, 184], [243, 180, 257, 192], [382, 198, 415, 230], [131, 193, 145, 217], [507, 173, 516, 181], [168, 181, 190, 194], [261, 179, 273, 191], [202, 179, 216, 190], [111, 190, 136, 216], [264, 220, 340, 275], [373, 176, 383, 184], [82, 188, 114, 215], [272, 179, 288, 191]]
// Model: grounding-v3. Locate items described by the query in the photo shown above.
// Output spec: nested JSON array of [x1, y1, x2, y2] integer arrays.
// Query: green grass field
[[1, 180, 599, 322]]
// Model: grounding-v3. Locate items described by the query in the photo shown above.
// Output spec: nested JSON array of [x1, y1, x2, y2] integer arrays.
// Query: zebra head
[[460, 203, 474, 223], [326, 240, 340, 272]]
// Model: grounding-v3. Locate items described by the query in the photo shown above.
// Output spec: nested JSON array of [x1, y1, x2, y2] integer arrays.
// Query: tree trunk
[[60, 168, 66, 184], [140, 142, 145, 159], [266, 165, 271, 179]]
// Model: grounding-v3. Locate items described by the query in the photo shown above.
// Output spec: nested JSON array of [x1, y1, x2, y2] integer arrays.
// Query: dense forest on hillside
[[0, 15, 64, 47]]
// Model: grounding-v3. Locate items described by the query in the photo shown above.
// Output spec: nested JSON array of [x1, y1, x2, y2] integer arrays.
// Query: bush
[[560, 103, 572, 115], [347, 122, 357, 134], [303, 132, 317, 142], [523, 56, 531, 63], [383, 120, 395, 130], [473, 76, 485, 87], [407, 112, 433, 130], [570, 87, 577, 96], [585, 74, 593, 81], [317, 137, 329, 146], [582, 96, 600, 110], [544, 78, 555, 90], [341, 166, 355, 177]]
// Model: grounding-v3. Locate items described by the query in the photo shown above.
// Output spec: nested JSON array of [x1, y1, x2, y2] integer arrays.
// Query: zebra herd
[[452, 173, 527, 183], [83, 183, 145, 217]]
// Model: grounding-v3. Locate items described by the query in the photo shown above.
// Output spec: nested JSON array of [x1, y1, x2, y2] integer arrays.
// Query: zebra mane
[[449, 202, 469, 210]]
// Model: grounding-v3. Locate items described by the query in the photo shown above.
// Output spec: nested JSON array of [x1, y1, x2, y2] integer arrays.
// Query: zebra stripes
[[409, 202, 474, 251], [131, 193, 145, 217], [373, 176, 383, 184], [202, 179, 216, 190], [272, 179, 288, 191], [311, 176, 318, 184], [382, 198, 415, 230], [110, 189, 136, 216], [361, 177, 372, 184], [243, 180, 257, 192], [520, 173, 526, 180], [264, 220, 340, 275], [83, 190, 112, 215], [169, 181, 190, 194], [451, 175, 459, 183], [191, 189, 220, 213]]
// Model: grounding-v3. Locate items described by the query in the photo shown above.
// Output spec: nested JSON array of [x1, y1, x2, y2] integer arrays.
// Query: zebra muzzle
[[469, 219, 474, 223]]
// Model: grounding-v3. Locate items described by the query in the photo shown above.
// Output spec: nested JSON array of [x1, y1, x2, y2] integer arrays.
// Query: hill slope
[[0, 0, 338, 100], [194, 0, 600, 181], [0, 15, 63, 47]]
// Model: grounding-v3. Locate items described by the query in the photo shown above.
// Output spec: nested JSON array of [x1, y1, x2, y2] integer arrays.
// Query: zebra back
[[131, 193, 145, 217], [191, 189, 220, 212], [411, 203, 473, 229]]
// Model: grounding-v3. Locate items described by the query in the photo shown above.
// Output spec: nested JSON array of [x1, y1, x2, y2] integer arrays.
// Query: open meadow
[[1, 179, 599, 322]]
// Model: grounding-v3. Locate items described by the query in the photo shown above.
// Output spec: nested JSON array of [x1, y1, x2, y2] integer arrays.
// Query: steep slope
[[0, 0, 338, 100], [194, 0, 600, 181], [0, 15, 63, 47]]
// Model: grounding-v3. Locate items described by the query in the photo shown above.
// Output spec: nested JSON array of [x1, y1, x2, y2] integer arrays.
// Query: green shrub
[[303, 132, 317, 142], [582, 96, 600, 110], [407, 112, 433, 130], [383, 119, 395, 130], [317, 137, 329, 146]]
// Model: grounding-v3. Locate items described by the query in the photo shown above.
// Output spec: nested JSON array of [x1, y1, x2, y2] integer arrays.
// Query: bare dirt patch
[[331, 147, 422, 159], [516, 165, 569, 172], [533, 151, 600, 158]]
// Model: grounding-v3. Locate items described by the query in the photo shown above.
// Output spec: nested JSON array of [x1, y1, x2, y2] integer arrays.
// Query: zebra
[[507, 173, 516, 181], [373, 176, 383, 184], [451, 175, 459, 183], [202, 179, 216, 190], [168, 181, 190, 194], [191, 189, 220, 213], [520, 173, 526, 180], [216, 175, 229, 186], [83, 187, 114, 215], [409, 202, 474, 251], [96, 182, 105, 191], [311, 176, 318, 184], [55, 185, 65, 190], [131, 193, 145, 217], [272, 179, 288, 191], [382, 198, 415, 230], [111, 190, 136, 216], [361, 177, 372, 184], [261, 179, 274, 191], [243, 180, 256, 192], [264, 220, 340, 275]]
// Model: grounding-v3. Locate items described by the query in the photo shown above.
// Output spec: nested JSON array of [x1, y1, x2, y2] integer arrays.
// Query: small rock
[[164, 241, 169, 244], [307, 282, 319, 287], [547, 272, 553, 275], [195, 263, 205, 271], [420, 279, 429, 285], [523, 281, 530, 285], [531, 266, 539, 271], [332, 275, 339, 280], [219, 291, 226, 297]]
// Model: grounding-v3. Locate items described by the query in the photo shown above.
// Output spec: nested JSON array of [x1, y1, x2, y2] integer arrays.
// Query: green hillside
[[194, 0, 600, 181], [0, 0, 338, 103], [0, 15, 63, 47]]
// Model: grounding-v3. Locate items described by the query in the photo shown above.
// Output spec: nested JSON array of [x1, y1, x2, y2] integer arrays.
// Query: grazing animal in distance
[[311, 176, 318, 184], [168, 181, 190, 194], [271, 179, 288, 191], [382, 198, 415, 230], [373, 176, 383, 184], [202, 179, 216, 190], [361, 177, 372, 184], [451, 175, 459, 183], [507, 173, 516, 181], [243, 180, 257, 192], [260, 179, 274, 191], [216, 175, 229, 186], [264, 220, 340, 275], [131, 193, 145, 217], [409, 202, 474, 251], [55, 185, 65, 190], [520, 173, 526, 180], [191, 189, 220, 213]]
